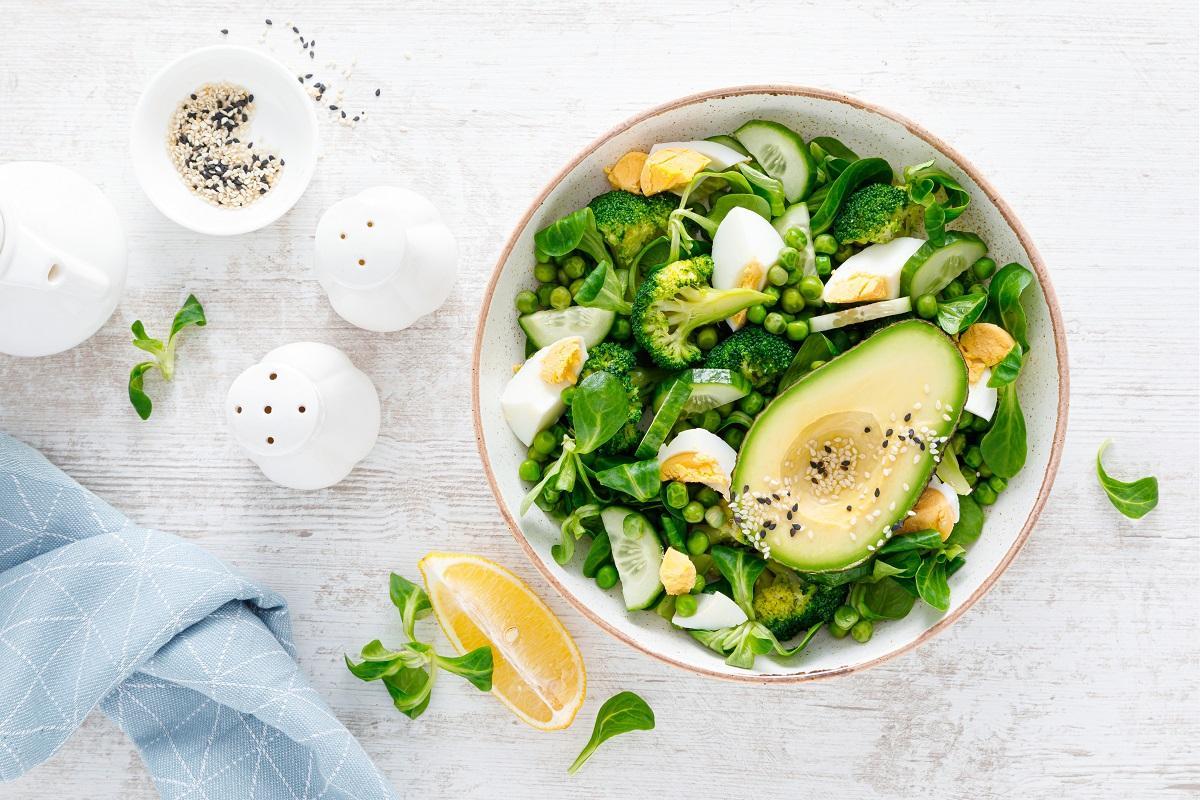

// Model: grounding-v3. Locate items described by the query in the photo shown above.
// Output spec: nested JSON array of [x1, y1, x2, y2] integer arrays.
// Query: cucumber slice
[[705, 134, 750, 157], [635, 376, 692, 458], [772, 202, 818, 276], [808, 297, 913, 333], [518, 306, 614, 349], [733, 120, 818, 203], [601, 507, 664, 611], [680, 369, 751, 413], [899, 232, 988, 298]]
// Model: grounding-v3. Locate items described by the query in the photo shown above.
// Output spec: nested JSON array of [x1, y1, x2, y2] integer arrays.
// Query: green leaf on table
[[126, 294, 207, 419], [383, 665, 435, 719], [1096, 440, 1159, 519], [434, 646, 494, 692], [389, 573, 433, 639], [568, 691, 655, 775]]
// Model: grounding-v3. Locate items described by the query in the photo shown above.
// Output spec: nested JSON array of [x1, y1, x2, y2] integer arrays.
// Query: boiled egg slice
[[712, 206, 785, 330], [658, 428, 738, 498], [649, 140, 749, 171], [963, 367, 998, 421], [501, 336, 587, 446], [927, 476, 961, 526], [672, 590, 748, 630], [822, 236, 925, 305]]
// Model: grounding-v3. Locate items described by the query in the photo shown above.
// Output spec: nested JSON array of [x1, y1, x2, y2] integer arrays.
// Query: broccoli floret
[[703, 327, 793, 388], [632, 256, 770, 369], [581, 342, 637, 379], [832, 183, 920, 246], [753, 570, 847, 641], [589, 190, 675, 268], [574, 342, 643, 455]]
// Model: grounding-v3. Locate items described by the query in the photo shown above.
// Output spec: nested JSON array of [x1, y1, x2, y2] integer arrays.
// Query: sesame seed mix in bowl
[[167, 82, 284, 207]]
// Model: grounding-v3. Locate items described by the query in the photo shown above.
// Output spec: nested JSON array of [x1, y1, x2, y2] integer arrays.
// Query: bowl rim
[[471, 84, 1070, 683], [129, 44, 319, 237]]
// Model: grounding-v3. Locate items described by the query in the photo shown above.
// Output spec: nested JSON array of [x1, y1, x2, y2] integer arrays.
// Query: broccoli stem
[[660, 286, 771, 338]]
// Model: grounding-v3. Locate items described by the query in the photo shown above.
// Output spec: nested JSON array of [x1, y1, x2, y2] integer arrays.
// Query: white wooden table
[[2, 1, 1197, 797]]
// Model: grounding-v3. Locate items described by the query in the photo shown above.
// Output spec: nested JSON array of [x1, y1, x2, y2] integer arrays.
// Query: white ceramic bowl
[[473, 87, 1069, 682], [131, 45, 318, 236]]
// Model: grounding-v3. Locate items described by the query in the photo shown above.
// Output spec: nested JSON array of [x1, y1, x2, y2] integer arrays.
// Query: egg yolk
[[539, 340, 585, 385], [898, 486, 957, 541], [639, 148, 711, 195], [659, 452, 730, 495], [659, 547, 697, 596], [957, 322, 1016, 383], [729, 262, 766, 327], [604, 151, 647, 194], [825, 273, 889, 304]]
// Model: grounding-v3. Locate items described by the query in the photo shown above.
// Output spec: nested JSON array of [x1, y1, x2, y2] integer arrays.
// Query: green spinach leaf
[[945, 493, 984, 548], [937, 292, 988, 335], [979, 384, 1026, 478], [595, 459, 661, 502], [988, 343, 1024, 387], [710, 546, 766, 618], [778, 332, 837, 391], [915, 555, 951, 611], [988, 263, 1034, 350], [809, 158, 894, 234], [571, 372, 630, 454], [575, 260, 632, 315], [852, 577, 916, 621], [736, 162, 787, 216], [553, 504, 601, 565], [1096, 440, 1159, 519], [534, 207, 611, 266], [389, 573, 433, 639], [568, 691, 655, 774]]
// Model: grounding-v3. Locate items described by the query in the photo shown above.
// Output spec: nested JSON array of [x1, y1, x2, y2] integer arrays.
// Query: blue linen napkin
[[0, 433, 397, 799]]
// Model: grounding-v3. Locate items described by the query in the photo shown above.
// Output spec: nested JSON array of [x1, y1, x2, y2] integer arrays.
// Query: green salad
[[499, 120, 1035, 669]]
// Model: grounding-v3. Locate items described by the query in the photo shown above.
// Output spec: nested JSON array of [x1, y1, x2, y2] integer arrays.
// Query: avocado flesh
[[730, 320, 968, 573]]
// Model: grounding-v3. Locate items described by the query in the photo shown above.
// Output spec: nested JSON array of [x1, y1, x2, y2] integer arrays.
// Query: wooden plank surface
[[1, 0, 1197, 797]]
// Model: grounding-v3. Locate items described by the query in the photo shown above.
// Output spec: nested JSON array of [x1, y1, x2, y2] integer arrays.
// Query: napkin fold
[[0, 433, 396, 799]]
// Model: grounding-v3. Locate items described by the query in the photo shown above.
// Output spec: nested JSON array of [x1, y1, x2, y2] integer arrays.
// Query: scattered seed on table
[[220, 28, 228, 35], [375, 88, 380, 97]]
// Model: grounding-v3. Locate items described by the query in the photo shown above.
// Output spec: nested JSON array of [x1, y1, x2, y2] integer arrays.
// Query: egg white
[[927, 476, 961, 525], [711, 207, 785, 330], [649, 140, 749, 171], [657, 428, 738, 497], [500, 336, 587, 446], [821, 236, 925, 304], [964, 367, 998, 421]]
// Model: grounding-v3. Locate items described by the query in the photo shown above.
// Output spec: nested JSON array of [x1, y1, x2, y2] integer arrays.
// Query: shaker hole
[[366, 220, 374, 227], [298, 405, 306, 413], [269, 373, 277, 380], [339, 232, 346, 240], [46, 264, 63, 284], [358, 258, 366, 266], [264, 405, 272, 414], [235, 406, 242, 414], [266, 436, 275, 444]]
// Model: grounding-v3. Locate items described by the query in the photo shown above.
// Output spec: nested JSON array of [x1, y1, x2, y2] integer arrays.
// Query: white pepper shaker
[[226, 342, 380, 490], [314, 186, 457, 332]]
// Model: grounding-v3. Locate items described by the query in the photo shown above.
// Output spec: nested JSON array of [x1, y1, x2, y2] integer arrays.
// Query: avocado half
[[730, 320, 967, 573]]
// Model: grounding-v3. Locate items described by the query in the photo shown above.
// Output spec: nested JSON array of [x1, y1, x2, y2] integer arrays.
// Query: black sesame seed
[[375, 88, 381, 97], [874, 488, 881, 497], [824, 445, 832, 454], [292, 26, 299, 33], [310, 50, 314, 58], [811, 478, 819, 485], [905, 413, 912, 422], [305, 73, 313, 79], [352, 116, 360, 122], [864, 426, 871, 433], [882, 440, 889, 448], [341, 110, 347, 118], [220, 28, 229, 35], [886, 428, 894, 436], [265, 18, 272, 24], [329, 105, 338, 111], [846, 505, 852, 512]]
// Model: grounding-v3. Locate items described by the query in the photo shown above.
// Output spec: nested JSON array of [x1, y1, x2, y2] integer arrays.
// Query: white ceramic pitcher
[[0, 162, 127, 357]]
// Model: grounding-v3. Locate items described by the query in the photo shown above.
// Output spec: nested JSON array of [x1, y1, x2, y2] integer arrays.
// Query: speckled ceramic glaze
[[473, 87, 1068, 682]]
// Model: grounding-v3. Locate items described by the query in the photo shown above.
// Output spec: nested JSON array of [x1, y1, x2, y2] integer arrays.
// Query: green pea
[[916, 293, 938, 319], [518, 459, 541, 482], [674, 593, 698, 617], [534, 262, 557, 283], [833, 605, 860, 630], [814, 233, 839, 254], [767, 265, 789, 286], [828, 329, 851, 353], [971, 256, 996, 280], [974, 483, 998, 506], [561, 386, 576, 405], [977, 463, 993, 479], [846, 327, 862, 344], [762, 286, 780, 307], [950, 432, 967, 453], [971, 413, 991, 432], [595, 565, 619, 590], [532, 429, 557, 455], [700, 409, 721, 432], [785, 267, 804, 286], [562, 255, 586, 279], [704, 505, 726, 528], [610, 317, 632, 341], [784, 227, 808, 250], [966, 283, 987, 297], [834, 244, 856, 264], [549, 286, 572, 309], [692, 574, 707, 594], [569, 278, 585, 296], [682, 501, 705, 524], [695, 487, 720, 507], [746, 305, 767, 325], [809, 359, 826, 370], [786, 319, 810, 342], [814, 254, 833, 277], [850, 619, 874, 643], [655, 594, 677, 620], [943, 280, 965, 300], [526, 445, 547, 463], [738, 391, 764, 415], [515, 290, 539, 314], [764, 312, 786, 335], [829, 623, 849, 639], [963, 445, 983, 469], [799, 275, 825, 303], [536, 284, 555, 307], [779, 288, 804, 314], [556, 268, 569, 285], [722, 427, 745, 448], [778, 247, 801, 270], [964, 470, 979, 487], [696, 326, 719, 351], [665, 481, 690, 509], [988, 475, 1007, 493], [686, 531, 709, 556]]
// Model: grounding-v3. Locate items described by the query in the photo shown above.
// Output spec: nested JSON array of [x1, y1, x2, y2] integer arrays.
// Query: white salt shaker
[[314, 187, 457, 332], [226, 342, 380, 490]]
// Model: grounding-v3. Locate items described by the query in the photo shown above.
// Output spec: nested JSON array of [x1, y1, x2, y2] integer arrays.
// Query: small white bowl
[[474, 86, 1070, 683], [131, 45, 318, 236]]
